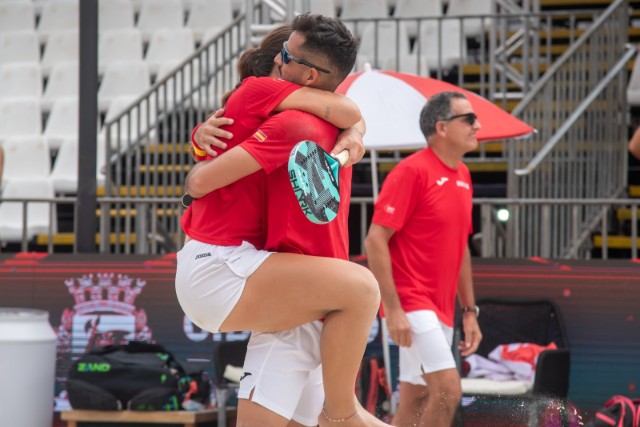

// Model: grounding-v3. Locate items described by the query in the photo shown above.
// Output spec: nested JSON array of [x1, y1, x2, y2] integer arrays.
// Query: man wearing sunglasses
[[365, 92, 483, 427], [185, 13, 397, 427]]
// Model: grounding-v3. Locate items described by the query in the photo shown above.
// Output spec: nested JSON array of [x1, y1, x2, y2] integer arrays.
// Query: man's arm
[[457, 245, 482, 356], [185, 146, 260, 198], [364, 223, 413, 347]]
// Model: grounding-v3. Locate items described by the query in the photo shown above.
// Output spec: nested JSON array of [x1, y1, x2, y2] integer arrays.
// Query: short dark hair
[[291, 13, 358, 90], [419, 91, 467, 140]]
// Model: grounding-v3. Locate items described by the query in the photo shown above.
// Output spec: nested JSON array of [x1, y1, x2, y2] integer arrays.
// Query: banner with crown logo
[[0, 253, 249, 412]]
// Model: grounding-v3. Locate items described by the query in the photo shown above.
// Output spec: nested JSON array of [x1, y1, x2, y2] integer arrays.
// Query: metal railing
[[100, 7, 608, 209], [506, 0, 631, 258], [3, 196, 639, 260], [1, 1, 633, 259]]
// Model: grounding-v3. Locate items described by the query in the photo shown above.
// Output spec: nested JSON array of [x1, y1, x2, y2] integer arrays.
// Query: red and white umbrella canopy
[[337, 68, 535, 150]]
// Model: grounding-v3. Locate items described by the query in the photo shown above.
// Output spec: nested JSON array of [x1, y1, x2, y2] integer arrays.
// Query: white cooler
[[0, 308, 57, 427]]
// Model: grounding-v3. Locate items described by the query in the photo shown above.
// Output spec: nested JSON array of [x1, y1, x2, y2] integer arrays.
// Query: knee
[[354, 265, 380, 307], [408, 392, 429, 413], [433, 381, 462, 410]]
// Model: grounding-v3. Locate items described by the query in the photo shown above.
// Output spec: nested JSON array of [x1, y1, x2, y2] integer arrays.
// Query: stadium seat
[[186, 0, 234, 43], [40, 29, 79, 77], [98, 0, 135, 33], [145, 27, 196, 76], [341, 0, 388, 19], [100, 95, 157, 148], [414, 19, 466, 71], [155, 60, 203, 110], [393, 0, 442, 38], [294, 0, 337, 17], [0, 177, 57, 243], [446, 0, 493, 39], [0, 98, 42, 143], [1, 136, 51, 187], [37, 0, 79, 43], [50, 137, 78, 194], [98, 28, 144, 75], [356, 21, 412, 71], [0, 30, 40, 65], [41, 61, 79, 112], [98, 61, 151, 113], [0, 1, 35, 32], [43, 96, 80, 150], [0, 62, 43, 100], [341, 0, 389, 37], [50, 137, 106, 193], [136, 0, 185, 42]]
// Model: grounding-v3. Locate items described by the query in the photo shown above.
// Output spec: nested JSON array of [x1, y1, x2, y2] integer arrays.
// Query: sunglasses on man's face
[[281, 42, 331, 74], [442, 112, 478, 126]]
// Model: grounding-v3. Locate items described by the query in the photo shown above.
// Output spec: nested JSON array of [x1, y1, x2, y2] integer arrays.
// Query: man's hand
[[332, 126, 365, 167], [194, 108, 234, 157], [385, 308, 413, 347], [458, 314, 482, 357]]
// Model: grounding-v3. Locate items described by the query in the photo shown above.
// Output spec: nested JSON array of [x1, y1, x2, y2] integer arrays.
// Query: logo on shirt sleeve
[[384, 204, 396, 214], [253, 130, 267, 142]]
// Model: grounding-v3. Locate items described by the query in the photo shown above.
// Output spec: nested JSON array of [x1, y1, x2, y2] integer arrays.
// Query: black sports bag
[[67, 341, 210, 411]]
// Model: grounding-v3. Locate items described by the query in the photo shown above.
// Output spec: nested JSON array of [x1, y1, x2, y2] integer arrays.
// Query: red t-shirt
[[241, 110, 351, 260], [371, 148, 473, 326], [181, 77, 299, 247]]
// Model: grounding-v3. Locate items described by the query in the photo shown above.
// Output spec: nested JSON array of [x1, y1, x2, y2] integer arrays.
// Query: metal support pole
[[76, 0, 99, 253]]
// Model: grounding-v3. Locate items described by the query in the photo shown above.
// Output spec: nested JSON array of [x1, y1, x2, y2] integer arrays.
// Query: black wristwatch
[[181, 193, 193, 208], [461, 305, 480, 317]]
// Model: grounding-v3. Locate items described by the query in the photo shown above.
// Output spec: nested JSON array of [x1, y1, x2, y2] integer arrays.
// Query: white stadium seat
[[0, 177, 57, 243], [0, 62, 43, 100], [0, 30, 40, 64]]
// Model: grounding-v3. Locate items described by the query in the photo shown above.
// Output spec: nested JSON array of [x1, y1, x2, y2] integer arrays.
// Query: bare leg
[[355, 398, 394, 427], [392, 382, 428, 427], [238, 398, 290, 427], [221, 253, 381, 426], [416, 369, 461, 427]]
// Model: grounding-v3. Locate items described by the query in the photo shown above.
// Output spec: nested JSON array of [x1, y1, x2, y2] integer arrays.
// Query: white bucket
[[0, 308, 57, 427]]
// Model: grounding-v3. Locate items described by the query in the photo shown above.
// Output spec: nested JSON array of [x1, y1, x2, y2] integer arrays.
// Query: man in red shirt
[[364, 92, 483, 427]]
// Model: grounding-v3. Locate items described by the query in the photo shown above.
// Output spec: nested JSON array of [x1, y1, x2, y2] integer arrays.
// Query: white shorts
[[238, 321, 324, 426], [175, 239, 272, 333], [397, 310, 456, 386]]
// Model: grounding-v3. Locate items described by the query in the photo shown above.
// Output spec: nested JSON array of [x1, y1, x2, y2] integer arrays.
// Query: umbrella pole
[[370, 149, 397, 415]]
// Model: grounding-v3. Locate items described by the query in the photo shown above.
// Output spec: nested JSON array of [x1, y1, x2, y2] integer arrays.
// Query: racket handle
[[333, 150, 349, 166]]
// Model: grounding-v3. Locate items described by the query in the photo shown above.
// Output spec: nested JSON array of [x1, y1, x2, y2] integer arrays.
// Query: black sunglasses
[[442, 112, 478, 126], [281, 42, 331, 74]]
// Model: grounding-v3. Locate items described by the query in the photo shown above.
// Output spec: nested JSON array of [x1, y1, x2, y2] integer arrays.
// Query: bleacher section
[[0, 0, 638, 257]]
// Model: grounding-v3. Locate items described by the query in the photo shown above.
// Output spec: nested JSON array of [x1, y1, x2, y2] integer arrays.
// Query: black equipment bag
[[67, 341, 210, 411]]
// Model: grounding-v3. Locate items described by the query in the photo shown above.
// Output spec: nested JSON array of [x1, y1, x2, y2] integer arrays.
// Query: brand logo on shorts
[[240, 372, 252, 381], [195, 252, 211, 260]]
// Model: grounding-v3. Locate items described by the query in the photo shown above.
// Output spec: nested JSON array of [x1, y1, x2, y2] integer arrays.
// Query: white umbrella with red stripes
[[337, 66, 534, 150]]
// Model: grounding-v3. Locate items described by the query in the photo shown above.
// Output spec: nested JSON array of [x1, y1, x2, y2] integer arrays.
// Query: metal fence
[[0, 1, 636, 260], [506, 0, 632, 258], [3, 196, 639, 260]]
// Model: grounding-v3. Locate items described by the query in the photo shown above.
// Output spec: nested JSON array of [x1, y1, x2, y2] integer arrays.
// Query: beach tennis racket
[[288, 140, 349, 224]]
